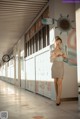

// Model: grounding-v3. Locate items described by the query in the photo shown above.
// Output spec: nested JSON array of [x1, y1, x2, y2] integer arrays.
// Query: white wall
[[75, 3, 80, 109], [75, 4, 80, 85], [49, 0, 78, 98]]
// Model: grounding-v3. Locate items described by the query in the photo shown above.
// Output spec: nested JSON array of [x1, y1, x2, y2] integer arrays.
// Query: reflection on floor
[[0, 80, 79, 119]]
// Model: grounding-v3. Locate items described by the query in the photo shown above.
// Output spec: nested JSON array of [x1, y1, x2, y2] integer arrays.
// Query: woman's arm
[[62, 53, 67, 59], [50, 51, 58, 62]]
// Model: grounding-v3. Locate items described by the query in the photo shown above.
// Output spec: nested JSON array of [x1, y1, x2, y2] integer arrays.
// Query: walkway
[[0, 80, 79, 119]]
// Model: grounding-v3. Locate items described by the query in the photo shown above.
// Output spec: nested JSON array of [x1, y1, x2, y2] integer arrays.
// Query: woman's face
[[55, 39, 62, 48]]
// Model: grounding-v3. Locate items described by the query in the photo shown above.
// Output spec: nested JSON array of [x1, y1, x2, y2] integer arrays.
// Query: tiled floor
[[0, 80, 79, 119]]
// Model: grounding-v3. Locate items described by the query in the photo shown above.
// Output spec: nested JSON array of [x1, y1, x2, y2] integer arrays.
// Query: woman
[[51, 36, 67, 106]]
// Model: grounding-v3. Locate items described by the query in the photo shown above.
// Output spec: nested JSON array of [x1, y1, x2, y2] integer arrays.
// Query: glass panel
[[39, 31, 42, 50], [35, 33, 39, 52], [16, 54, 18, 79], [46, 25, 49, 46], [20, 50, 25, 80], [10, 59, 14, 78], [42, 27, 46, 48]]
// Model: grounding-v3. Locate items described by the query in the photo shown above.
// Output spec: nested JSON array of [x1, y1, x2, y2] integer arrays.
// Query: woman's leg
[[57, 79, 63, 103], [54, 78, 58, 100]]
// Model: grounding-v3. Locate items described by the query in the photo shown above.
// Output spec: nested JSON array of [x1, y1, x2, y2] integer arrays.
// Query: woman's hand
[[56, 52, 63, 57], [50, 52, 57, 59], [62, 53, 67, 59], [57, 52, 67, 59]]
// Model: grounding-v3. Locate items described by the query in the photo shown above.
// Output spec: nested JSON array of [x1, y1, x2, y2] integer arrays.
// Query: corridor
[[0, 1, 80, 118], [0, 80, 79, 119]]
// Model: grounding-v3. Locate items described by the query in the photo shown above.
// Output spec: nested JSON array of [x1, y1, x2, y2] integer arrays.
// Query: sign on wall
[[42, 18, 54, 25]]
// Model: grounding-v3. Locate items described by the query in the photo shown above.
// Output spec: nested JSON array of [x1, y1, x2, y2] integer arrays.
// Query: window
[[25, 25, 49, 57], [27, 41, 29, 56], [39, 31, 42, 50], [7, 59, 14, 78], [20, 50, 25, 80], [42, 26, 46, 48], [2, 65, 6, 76], [33, 37, 35, 53], [35, 33, 39, 52], [25, 7, 49, 57], [46, 25, 49, 46], [8, 63, 10, 77], [16, 54, 18, 79], [30, 39, 32, 55]]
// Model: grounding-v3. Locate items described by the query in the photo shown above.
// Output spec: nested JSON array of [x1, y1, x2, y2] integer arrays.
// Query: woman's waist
[[54, 56, 64, 62], [53, 60, 64, 66]]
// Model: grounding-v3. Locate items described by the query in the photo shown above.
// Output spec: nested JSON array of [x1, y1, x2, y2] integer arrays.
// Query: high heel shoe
[[56, 99, 61, 106], [56, 102, 61, 106]]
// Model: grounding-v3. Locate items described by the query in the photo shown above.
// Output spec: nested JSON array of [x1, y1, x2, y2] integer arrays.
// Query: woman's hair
[[55, 36, 62, 43]]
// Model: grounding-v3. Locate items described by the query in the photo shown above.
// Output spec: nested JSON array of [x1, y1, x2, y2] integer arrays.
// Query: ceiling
[[0, 0, 48, 61]]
